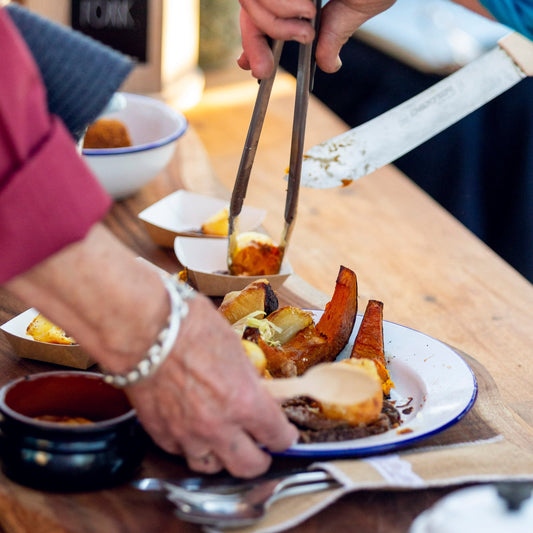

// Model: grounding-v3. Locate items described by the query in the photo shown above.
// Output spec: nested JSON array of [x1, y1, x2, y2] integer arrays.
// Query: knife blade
[[298, 32, 533, 189]]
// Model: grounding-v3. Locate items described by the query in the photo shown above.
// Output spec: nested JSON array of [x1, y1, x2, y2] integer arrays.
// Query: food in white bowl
[[82, 92, 188, 199]]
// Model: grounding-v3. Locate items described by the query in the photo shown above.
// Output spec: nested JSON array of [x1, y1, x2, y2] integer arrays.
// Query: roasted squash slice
[[218, 279, 278, 324], [350, 300, 394, 395], [258, 266, 358, 377]]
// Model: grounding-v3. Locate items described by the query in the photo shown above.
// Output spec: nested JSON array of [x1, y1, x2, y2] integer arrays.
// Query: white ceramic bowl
[[82, 93, 188, 199]]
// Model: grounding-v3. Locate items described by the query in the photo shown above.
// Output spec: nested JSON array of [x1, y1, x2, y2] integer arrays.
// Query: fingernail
[[334, 55, 342, 71]]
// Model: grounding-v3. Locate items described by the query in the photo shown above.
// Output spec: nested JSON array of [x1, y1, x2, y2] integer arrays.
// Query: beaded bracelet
[[103, 275, 196, 388]]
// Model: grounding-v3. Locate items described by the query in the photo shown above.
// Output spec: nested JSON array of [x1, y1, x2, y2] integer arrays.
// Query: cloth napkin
[[204, 352, 533, 533]]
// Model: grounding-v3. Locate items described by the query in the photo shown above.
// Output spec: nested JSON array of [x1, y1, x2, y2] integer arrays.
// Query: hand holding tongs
[[227, 1, 322, 273]]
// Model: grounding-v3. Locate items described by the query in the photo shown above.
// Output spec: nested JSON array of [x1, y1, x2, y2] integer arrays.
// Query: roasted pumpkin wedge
[[218, 279, 278, 324], [258, 266, 358, 377], [350, 299, 394, 395]]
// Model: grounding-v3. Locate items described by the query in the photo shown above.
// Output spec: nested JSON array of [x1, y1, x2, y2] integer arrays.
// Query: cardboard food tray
[[1, 309, 95, 370], [138, 190, 266, 247], [174, 236, 293, 296]]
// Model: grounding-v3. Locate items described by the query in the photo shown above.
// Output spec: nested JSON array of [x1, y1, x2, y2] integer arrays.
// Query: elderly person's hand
[[128, 293, 297, 477], [6, 223, 298, 478], [237, 0, 396, 78]]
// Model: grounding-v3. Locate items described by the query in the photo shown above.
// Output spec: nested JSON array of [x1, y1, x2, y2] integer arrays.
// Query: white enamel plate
[[277, 311, 478, 457]]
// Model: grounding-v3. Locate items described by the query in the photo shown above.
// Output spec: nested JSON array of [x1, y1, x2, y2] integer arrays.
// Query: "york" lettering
[[78, 0, 135, 29]]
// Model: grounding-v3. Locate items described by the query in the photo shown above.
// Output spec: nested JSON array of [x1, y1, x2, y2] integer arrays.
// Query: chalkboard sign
[[71, 0, 148, 62]]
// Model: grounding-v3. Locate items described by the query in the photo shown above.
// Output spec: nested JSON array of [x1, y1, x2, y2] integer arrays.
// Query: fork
[[133, 469, 339, 529]]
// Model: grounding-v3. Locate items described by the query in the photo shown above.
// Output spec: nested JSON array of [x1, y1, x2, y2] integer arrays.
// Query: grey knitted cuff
[[6, 3, 134, 140]]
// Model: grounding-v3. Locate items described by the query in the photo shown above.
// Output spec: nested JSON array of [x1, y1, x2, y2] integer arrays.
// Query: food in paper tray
[[218, 266, 400, 442], [26, 314, 76, 345], [229, 232, 282, 276], [83, 118, 132, 149], [201, 207, 229, 236]]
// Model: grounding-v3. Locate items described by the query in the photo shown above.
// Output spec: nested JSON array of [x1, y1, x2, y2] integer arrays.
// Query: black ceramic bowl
[[0, 371, 147, 491]]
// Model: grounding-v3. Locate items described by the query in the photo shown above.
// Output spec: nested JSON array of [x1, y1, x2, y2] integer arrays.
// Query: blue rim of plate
[[82, 94, 188, 156], [273, 317, 478, 458]]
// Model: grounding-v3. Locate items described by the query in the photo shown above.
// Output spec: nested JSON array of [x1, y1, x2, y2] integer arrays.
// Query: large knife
[[298, 32, 533, 189]]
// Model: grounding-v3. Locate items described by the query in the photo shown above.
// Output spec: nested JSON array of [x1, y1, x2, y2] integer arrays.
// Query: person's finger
[[245, 393, 299, 453], [315, 2, 366, 73], [184, 448, 225, 474], [241, 0, 316, 20], [315, 1, 395, 73], [126, 385, 186, 455], [239, 10, 275, 79], [206, 388, 297, 477], [210, 428, 273, 478], [239, 2, 315, 44], [237, 50, 251, 71]]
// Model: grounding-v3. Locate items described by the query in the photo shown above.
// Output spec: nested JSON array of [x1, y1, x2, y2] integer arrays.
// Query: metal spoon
[[172, 478, 339, 529], [134, 470, 340, 529]]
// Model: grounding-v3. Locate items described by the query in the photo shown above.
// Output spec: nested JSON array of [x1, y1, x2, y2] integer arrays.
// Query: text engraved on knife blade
[[299, 45, 526, 189]]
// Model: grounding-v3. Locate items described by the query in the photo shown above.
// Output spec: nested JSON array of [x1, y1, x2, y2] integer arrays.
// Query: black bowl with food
[[0, 371, 147, 491]]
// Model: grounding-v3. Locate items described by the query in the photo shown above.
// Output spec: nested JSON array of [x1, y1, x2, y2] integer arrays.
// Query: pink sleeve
[[0, 8, 112, 283]]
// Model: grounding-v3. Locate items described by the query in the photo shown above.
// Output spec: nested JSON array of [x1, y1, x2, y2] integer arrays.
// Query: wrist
[[103, 275, 196, 387]]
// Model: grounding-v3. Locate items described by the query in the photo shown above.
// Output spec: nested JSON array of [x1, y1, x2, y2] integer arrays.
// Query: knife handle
[[498, 32, 533, 76]]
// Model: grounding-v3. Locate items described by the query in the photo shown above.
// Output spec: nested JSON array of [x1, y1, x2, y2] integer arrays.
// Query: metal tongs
[[227, 0, 322, 273]]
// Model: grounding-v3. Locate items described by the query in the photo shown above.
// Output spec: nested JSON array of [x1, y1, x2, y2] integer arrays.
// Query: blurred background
[[11, 0, 533, 283]]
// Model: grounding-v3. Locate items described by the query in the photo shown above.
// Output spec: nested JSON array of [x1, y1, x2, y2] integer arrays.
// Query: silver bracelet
[[103, 275, 196, 388]]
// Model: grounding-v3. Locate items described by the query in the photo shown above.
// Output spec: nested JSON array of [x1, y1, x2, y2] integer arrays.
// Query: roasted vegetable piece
[[319, 359, 384, 425], [258, 266, 358, 377], [265, 306, 314, 345], [241, 339, 269, 377], [350, 300, 394, 395], [201, 207, 229, 236], [83, 118, 132, 149], [26, 314, 76, 345], [218, 279, 278, 324], [230, 232, 282, 276]]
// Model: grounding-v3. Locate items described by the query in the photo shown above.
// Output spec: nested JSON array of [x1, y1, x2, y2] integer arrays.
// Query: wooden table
[[0, 65, 532, 532]]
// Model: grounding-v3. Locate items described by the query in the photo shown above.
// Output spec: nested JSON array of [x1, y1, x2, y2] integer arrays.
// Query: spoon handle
[[263, 376, 309, 401]]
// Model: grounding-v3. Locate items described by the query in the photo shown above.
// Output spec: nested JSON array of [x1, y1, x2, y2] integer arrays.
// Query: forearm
[[0, 6, 112, 283], [457, 0, 533, 40], [5, 223, 169, 374]]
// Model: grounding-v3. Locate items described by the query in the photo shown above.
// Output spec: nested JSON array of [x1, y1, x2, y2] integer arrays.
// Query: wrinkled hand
[[6, 224, 297, 479], [238, 0, 396, 78], [126, 293, 298, 478]]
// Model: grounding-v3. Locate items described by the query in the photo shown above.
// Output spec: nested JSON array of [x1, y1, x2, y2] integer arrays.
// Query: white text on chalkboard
[[78, 0, 135, 29]]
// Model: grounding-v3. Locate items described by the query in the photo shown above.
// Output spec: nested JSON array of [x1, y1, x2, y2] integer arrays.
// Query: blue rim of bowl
[[82, 93, 188, 156]]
